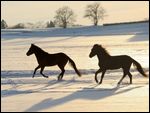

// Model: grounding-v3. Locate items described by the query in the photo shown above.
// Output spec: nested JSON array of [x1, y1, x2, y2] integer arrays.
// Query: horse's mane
[[95, 44, 110, 56], [33, 44, 49, 54]]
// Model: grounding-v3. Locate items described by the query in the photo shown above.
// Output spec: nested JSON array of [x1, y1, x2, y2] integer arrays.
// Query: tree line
[[1, 2, 106, 29]]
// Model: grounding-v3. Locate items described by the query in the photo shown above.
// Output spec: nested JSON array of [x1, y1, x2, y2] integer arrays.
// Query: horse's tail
[[132, 58, 147, 77], [68, 57, 81, 77]]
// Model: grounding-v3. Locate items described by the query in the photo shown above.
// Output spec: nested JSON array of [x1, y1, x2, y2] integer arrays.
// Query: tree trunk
[[94, 19, 98, 26], [63, 25, 66, 28], [94, 22, 98, 26], [63, 21, 67, 28], [94, 10, 98, 26]]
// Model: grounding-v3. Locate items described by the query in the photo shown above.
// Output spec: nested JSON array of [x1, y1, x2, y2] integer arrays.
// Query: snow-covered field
[[1, 22, 149, 112]]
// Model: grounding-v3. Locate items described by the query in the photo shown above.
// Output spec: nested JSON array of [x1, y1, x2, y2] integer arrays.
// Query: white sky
[[1, 1, 149, 26]]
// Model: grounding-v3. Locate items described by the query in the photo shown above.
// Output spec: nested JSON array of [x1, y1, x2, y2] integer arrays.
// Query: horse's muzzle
[[89, 54, 92, 58], [26, 52, 30, 56]]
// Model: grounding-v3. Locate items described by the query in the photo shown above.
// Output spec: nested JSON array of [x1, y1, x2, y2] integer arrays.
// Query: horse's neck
[[97, 53, 110, 61], [34, 49, 47, 60], [34, 52, 41, 62]]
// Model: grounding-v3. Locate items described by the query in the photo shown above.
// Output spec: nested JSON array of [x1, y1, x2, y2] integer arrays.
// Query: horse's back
[[49, 52, 69, 62], [105, 55, 132, 69], [112, 55, 131, 60], [51, 52, 68, 58], [110, 55, 132, 63]]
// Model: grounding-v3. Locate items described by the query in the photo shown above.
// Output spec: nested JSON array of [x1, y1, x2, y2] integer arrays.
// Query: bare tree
[[54, 6, 76, 28], [84, 2, 106, 26], [1, 19, 8, 29]]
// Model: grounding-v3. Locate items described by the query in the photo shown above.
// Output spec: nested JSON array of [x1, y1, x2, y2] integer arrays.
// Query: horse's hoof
[[58, 76, 61, 80], [44, 76, 48, 78], [58, 78, 62, 81], [95, 80, 99, 83], [99, 82, 102, 84], [118, 82, 121, 85]]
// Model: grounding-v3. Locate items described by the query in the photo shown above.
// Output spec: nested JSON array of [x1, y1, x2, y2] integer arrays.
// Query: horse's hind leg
[[127, 72, 132, 84], [118, 69, 127, 84], [33, 65, 40, 78], [40, 67, 48, 78], [58, 64, 65, 80]]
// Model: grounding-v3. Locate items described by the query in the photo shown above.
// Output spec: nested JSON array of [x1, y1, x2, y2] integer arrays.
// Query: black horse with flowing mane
[[89, 44, 147, 84], [26, 44, 81, 80]]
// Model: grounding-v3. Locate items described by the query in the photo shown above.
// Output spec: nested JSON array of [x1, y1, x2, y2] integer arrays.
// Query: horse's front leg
[[95, 69, 102, 83], [40, 66, 48, 78], [99, 70, 106, 84], [33, 65, 40, 78]]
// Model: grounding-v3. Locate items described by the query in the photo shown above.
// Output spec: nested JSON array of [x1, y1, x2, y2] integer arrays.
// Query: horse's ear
[[31, 43, 35, 46], [94, 44, 100, 47]]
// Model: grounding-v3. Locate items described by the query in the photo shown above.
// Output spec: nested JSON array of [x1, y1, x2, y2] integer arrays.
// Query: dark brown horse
[[89, 44, 147, 84], [26, 44, 81, 80]]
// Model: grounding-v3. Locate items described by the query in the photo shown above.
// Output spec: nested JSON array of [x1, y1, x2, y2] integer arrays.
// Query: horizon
[[1, 1, 149, 26]]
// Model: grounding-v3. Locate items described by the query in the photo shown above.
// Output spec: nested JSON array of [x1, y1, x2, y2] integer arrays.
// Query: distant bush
[[1, 19, 8, 29], [47, 21, 55, 28], [11, 23, 25, 29]]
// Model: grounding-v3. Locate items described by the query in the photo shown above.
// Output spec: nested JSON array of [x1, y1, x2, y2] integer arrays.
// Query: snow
[[1, 22, 149, 112], [1, 22, 149, 38]]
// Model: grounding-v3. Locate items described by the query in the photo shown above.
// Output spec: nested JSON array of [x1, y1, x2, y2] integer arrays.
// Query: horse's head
[[89, 44, 101, 58], [26, 44, 36, 56], [89, 44, 110, 58]]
